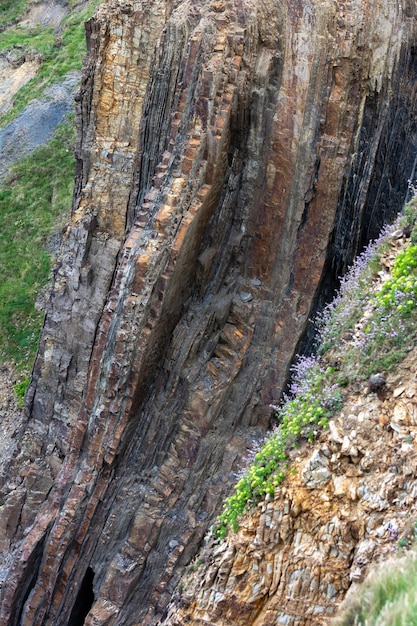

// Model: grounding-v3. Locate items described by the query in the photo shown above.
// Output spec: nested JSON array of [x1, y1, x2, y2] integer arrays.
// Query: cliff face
[[1, 0, 417, 624], [162, 346, 417, 625]]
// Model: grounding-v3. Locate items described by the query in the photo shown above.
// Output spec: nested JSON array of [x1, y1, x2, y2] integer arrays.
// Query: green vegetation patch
[[13, 376, 30, 406], [375, 245, 417, 314], [319, 205, 417, 381], [0, 0, 28, 28], [0, 25, 55, 55], [215, 199, 417, 539], [0, 0, 104, 126], [334, 548, 417, 626], [215, 357, 343, 538], [0, 121, 75, 370]]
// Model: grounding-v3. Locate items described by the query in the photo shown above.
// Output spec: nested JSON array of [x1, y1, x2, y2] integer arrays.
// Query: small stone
[[368, 373, 386, 392], [350, 566, 364, 581], [393, 404, 407, 422], [341, 435, 351, 454], [391, 229, 404, 239], [393, 385, 405, 398], [240, 291, 253, 303], [328, 421, 343, 444], [379, 414, 389, 427], [389, 422, 401, 434], [301, 450, 331, 486]]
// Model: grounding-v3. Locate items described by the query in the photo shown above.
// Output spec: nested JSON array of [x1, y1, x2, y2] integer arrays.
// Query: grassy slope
[[0, 1, 103, 127], [0, 122, 76, 368], [0, 0, 28, 28], [0, 1, 102, 375]]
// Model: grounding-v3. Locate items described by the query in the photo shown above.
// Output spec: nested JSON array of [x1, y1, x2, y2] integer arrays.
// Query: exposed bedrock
[[0, 0, 417, 624], [161, 348, 417, 625]]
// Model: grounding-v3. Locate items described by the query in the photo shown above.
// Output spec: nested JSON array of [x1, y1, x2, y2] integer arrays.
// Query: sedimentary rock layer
[[0, 0, 417, 624]]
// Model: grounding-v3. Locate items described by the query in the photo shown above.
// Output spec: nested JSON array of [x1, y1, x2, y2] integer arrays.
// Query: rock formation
[[1, 0, 417, 624], [162, 347, 417, 625]]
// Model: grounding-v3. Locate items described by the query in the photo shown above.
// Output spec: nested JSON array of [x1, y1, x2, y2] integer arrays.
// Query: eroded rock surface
[[0, 0, 417, 624], [0, 364, 24, 467], [162, 348, 417, 625]]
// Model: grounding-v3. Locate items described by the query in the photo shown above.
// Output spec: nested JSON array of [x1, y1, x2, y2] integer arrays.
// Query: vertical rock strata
[[0, 0, 416, 624]]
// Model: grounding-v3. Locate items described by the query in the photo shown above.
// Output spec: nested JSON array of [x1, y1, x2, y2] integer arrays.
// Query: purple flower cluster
[[287, 354, 321, 397], [234, 435, 267, 480], [316, 220, 400, 348], [394, 289, 411, 305]]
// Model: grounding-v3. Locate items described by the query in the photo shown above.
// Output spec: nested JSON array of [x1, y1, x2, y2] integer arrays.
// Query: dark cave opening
[[10, 535, 46, 626], [68, 567, 95, 626]]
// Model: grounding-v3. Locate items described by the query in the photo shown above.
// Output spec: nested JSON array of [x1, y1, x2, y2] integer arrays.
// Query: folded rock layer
[[0, 0, 417, 624]]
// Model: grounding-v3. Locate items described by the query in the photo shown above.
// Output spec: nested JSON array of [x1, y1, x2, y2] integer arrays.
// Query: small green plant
[[401, 194, 417, 244], [375, 245, 417, 314], [13, 376, 30, 407], [396, 519, 417, 553]]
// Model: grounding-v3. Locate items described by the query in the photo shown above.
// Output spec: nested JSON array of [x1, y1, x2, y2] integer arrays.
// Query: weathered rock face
[[162, 348, 417, 625], [1, 0, 417, 624]]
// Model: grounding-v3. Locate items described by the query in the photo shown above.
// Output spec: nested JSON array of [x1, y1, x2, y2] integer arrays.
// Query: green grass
[[334, 548, 417, 626], [0, 0, 104, 386], [0, 0, 28, 28], [0, 120, 76, 370], [0, 25, 55, 55], [0, 0, 103, 127]]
